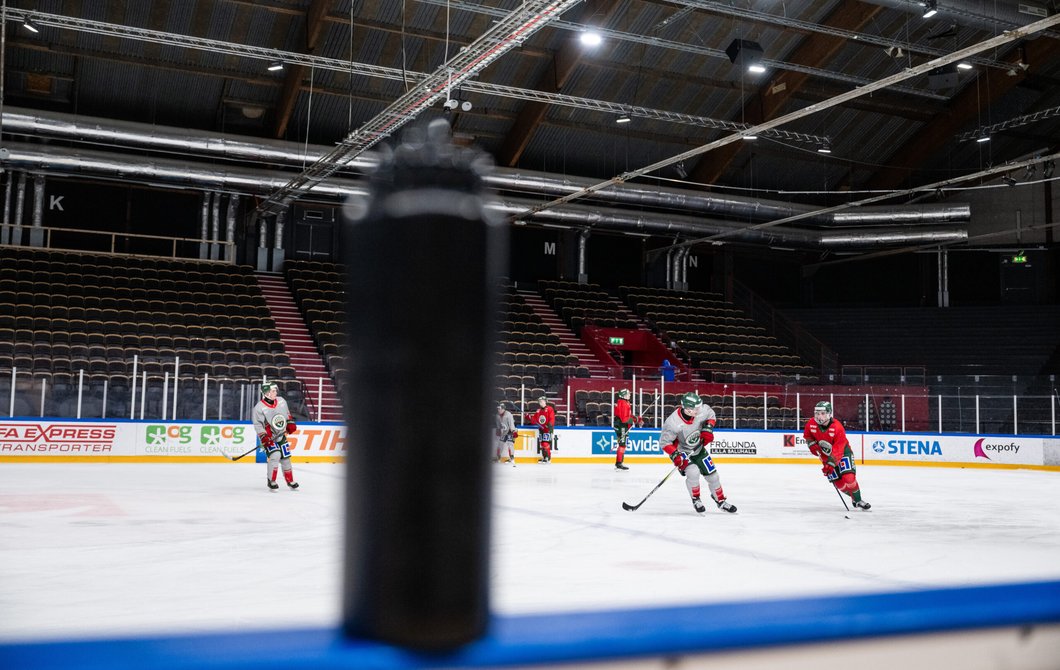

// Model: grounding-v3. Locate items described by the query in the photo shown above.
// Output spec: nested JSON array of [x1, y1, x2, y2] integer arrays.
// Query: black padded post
[[342, 119, 504, 650]]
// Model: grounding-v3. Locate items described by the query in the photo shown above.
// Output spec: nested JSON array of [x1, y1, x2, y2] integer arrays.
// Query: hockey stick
[[833, 483, 852, 519], [218, 444, 260, 462], [621, 466, 677, 511]]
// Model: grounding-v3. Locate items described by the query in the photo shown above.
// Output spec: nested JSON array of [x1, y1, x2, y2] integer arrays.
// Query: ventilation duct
[[1, 108, 969, 228], [0, 143, 967, 250]]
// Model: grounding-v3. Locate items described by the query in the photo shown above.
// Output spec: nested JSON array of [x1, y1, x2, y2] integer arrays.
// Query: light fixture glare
[[580, 30, 602, 47], [616, 115, 631, 124], [22, 19, 40, 33], [267, 61, 284, 71]]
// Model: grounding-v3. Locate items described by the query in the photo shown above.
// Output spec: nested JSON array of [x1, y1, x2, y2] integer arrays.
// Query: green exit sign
[[1011, 254, 1028, 264], [608, 336, 624, 346]]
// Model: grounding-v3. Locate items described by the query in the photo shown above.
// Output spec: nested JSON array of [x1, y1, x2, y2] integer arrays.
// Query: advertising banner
[[514, 427, 1057, 469], [0, 420, 348, 462], [0, 420, 1055, 469]]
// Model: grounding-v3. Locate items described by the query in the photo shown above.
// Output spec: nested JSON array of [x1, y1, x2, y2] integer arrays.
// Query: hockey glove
[[260, 435, 274, 450], [286, 420, 297, 434], [671, 451, 691, 476], [807, 440, 821, 457], [821, 463, 836, 479], [512, 430, 518, 439]]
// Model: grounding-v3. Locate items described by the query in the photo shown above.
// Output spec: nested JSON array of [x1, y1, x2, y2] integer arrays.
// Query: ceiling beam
[[273, 0, 331, 138], [496, 0, 620, 167], [868, 37, 1060, 191], [222, 0, 555, 59], [687, 1, 883, 185]]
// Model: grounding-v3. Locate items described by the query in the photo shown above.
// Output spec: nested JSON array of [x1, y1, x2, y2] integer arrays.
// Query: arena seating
[[539, 279, 638, 334], [572, 389, 793, 429], [781, 305, 1060, 377], [622, 286, 817, 383], [284, 260, 580, 423], [0, 248, 302, 420]]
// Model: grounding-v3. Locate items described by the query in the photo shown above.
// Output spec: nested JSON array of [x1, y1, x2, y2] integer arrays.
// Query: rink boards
[[1, 418, 1058, 468]]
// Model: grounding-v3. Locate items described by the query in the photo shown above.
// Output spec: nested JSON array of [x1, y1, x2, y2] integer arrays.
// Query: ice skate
[[287, 481, 299, 490], [615, 462, 629, 471], [853, 500, 871, 510], [266, 479, 279, 491], [691, 497, 707, 514], [713, 495, 737, 513]]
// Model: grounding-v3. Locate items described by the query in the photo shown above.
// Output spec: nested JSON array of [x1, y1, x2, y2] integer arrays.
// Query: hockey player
[[252, 381, 299, 491], [659, 391, 736, 514], [528, 395, 556, 463], [612, 388, 640, 470], [803, 401, 871, 510], [495, 402, 518, 465]]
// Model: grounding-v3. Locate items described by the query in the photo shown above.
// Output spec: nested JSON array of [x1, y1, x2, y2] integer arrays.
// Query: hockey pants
[[685, 450, 723, 501]]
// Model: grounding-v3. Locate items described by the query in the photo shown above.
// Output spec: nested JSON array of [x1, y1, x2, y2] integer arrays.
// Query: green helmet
[[814, 401, 832, 423], [261, 381, 278, 396], [617, 389, 631, 399], [680, 391, 703, 411]]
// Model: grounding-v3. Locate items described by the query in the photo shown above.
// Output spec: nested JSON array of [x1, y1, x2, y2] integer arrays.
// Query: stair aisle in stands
[[518, 289, 610, 380], [255, 273, 343, 421]]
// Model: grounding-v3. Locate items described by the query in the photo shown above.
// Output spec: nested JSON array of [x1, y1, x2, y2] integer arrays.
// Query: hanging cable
[[303, 65, 315, 170], [348, 1, 355, 133]]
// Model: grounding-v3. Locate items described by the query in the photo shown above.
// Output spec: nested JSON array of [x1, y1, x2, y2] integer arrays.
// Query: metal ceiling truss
[[256, 0, 586, 213], [466, 80, 829, 144], [2, 9, 827, 155], [663, 0, 1017, 71], [954, 104, 1060, 142], [515, 12, 1060, 222], [416, 0, 952, 101]]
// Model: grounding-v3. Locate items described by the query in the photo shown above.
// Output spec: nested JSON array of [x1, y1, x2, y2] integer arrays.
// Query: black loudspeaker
[[928, 65, 959, 90]]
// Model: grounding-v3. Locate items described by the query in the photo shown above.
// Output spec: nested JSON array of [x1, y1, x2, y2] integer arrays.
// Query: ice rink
[[3, 460, 1060, 644]]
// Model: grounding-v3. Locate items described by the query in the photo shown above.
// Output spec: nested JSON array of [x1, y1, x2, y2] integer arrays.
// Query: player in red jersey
[[528, 396, 556, 463], [612, 388, 640, 470], [803, 401, 870, 510]]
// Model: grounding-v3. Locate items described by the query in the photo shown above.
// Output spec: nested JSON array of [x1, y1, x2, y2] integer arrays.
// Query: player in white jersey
[[251, 381, 299, 491], [494, 403, 518, 465], [659, 392, 736, 514]]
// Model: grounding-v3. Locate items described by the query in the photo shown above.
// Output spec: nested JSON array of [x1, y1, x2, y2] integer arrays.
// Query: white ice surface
[[2, 462, 1060, 642]]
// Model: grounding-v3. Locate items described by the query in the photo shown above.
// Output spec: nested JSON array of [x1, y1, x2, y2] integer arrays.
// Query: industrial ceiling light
[[725, 39, 765, 74], [817, 140, 832, 154], [616, 114, 631, 124], [579, 30, 602, 47], [22, 18, 40, 33], [975, 132, 990, 143], [1002, 175, 1017, 187], [957, 62, 973, 70], [267, 61, 284, 71], [742, 134, 757, 141], [922, 0, 938, 19], [1043, 160, 1055, 179]]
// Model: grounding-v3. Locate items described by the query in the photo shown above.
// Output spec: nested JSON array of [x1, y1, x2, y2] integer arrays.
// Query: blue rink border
[[3, 580, 1060, 670]]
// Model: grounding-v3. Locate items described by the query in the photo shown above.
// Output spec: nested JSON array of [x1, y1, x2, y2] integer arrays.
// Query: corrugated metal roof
[[4, 0, 1058, 213]]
